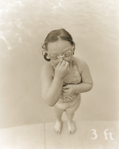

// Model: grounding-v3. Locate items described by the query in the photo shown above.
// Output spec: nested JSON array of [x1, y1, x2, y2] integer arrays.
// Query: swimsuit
[[55, 58, 82, 109]]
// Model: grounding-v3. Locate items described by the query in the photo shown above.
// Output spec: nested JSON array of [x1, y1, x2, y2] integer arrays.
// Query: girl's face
[[47, 39, 74, 67]]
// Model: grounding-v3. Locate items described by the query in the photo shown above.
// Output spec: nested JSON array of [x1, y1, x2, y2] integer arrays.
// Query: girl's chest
[[63, 69, 74, 83], [64, 64, 82, 85]]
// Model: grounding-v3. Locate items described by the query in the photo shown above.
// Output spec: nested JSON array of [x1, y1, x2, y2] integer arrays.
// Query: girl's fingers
[[56, 60, 62, 68], [65, 61, 69, 67], [60, 60, 66, 66], [62, 88, 69, 92], [63, 87, 68, 90], [63, 85, 70, 89], [56, 60, 68, 68]]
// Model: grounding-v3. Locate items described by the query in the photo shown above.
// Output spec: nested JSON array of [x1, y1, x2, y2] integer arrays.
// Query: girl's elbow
[[42, 94, 55, 107], [48, 102, 55, 107], [45, 100, 55, 107], [90, 82, 93, 90]]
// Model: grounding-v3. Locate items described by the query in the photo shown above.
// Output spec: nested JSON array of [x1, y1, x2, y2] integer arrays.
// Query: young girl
[[40, 28, 93, 134]]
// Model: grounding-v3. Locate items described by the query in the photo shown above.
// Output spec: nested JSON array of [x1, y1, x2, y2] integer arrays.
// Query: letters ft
[[104, 129, 114, 140]]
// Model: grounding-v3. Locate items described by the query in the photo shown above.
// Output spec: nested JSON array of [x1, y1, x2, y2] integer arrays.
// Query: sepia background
[[0, 0, 119, 130]]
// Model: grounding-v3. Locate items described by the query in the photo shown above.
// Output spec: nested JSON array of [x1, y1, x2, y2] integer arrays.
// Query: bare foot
[[54, 120, 62, 134], [67, 121, 76, 134]]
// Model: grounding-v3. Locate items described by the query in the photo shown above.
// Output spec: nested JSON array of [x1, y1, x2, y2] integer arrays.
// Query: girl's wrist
[[54, 76, 64, 83]]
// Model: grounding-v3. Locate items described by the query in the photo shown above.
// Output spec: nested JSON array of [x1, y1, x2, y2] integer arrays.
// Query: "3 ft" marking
[[91, 129, 114, 140]]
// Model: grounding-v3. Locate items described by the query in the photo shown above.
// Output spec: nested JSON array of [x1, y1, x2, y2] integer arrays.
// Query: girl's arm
[[40, 60, 70, 106], [40, 66, 63, 106], [74, 57, 93, 93]]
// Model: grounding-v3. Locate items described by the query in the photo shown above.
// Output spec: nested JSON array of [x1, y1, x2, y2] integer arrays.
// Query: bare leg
[[66, 99, 81, 134], [53, 105, 64, 134]]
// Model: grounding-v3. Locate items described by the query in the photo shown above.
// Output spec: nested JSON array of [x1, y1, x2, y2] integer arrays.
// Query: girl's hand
[[62, 85, 76, 96], [54, 60, 70, 79]]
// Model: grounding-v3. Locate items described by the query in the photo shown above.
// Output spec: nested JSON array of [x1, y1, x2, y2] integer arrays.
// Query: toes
[[67, 121, 76, 134], [54, 121, 62, 134], [58, 130, 60, 134], [68, 130, 75, 134], [72, 128, 76, 134], [53, 128, 60, 134]]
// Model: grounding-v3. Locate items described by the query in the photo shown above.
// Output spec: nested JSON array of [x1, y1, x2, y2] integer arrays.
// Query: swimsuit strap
[[72, 59, 81, 80], [63, 58, 81, 86]]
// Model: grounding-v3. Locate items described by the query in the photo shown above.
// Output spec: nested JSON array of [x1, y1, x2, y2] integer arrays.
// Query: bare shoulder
[[73, 56, 86, 64], [73, 56, 88, 72], [40, 63, 53, 76], [40, 63, 54, 82]]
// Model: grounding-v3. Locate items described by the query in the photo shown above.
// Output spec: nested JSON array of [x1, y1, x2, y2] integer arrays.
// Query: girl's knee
[[66, 108, 75, 115], [66, 99, 81, 115], [66, 111, 75, 116]]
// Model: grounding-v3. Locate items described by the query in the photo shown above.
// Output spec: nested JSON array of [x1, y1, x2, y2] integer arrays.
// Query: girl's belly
[[59, 89, 81, 103], [55, 94, 81, 109]]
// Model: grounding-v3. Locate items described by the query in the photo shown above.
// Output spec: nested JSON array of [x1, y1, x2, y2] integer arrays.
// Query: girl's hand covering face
[[54, 60, 70, 79], [62, 85, 76, 96]]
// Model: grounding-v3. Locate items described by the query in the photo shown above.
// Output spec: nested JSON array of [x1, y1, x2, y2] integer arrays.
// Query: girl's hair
[[42, 28, 75, 61]]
